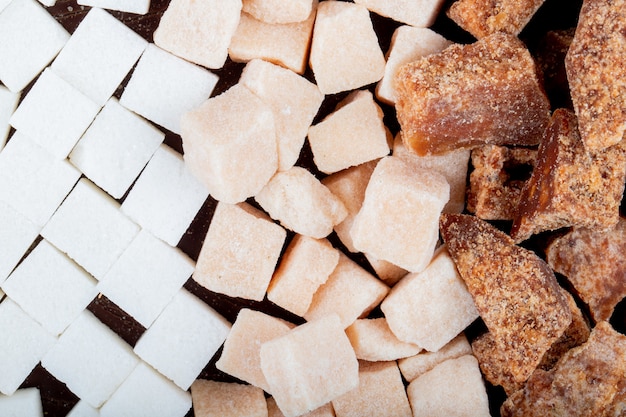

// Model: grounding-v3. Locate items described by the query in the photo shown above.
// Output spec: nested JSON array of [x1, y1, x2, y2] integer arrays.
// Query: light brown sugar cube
[[308, 90, 390, 174], [267, 397, 335, 417], [240, 59, 324, 171], [309, 1, 385, 94], [364, 254, 408, 287], [350, 156, 449, 272], [193, 202, 286, 301], [181, 84, 278, 204], [242, 0, 315, 24], [260, 314, 359, 417], [216, 309, 294, 393], [398, 334, 472, 382], [267, 235, 340, 317], [153, 0, 242, 69], [354, 0, 446, 28], [345, 318, 421, 362], [332, 361, 412, 417], [304, 253, 389, 329], [190, 379, 268, 417], [381, 246, 478, 352], [255, 166, 348, 239]]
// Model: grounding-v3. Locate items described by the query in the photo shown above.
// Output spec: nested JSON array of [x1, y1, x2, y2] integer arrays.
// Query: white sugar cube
[[66, 400, 100, 417], [41, 178, 140, 280], [0, 201, 40, 283], [77, 0, 150, 15], [42, 310, 139, 408], [120, 144, 209, 246], [354, 0, 446, 28], [51, 8, 148, 106], [0, 86, 19, 150], [133, 289, 231, 390], [119, 44, 218, 134], [0, 388, 44, 417], [0, 299, 56, 396], [0, 0, 69, 92], [9, 68, 100, 159], [0, 0, 11, 12]]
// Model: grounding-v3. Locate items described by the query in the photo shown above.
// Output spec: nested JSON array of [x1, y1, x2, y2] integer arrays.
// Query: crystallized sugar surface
[[242, 0, 314, 24], [0, 201, 40, 283], [346, 318, 421, 361], [191, 380, 268, 417], [0, 388, 44, 417], [355, 0, 445, 28], [0, 86, 19, 150]]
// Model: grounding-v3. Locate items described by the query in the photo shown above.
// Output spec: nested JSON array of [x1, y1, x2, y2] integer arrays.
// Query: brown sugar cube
[[364, 254, 408, 287], [260, 314, 359, 417], [309, 1, 386, 95], [536, 29, 575, 110], [565, 0, 626, 151], [354, 0, 446, 28], [511, 109, 626, 242], [242, 0, 315, 24], [267, 235, 340, 317], [193, 202, 286, 301], [447, 0, 547, 39], [267, 397, 334, 417], [190, 379, 268, 417], [398, 334, 472, 382], [501, 321, 626, 417], [546, 217, 626, 322], [439, 213, 572, 383], [395, 32, 551, 156], [332, 361, 412, 417], [345, 318, 421, 362], [467, 144, 537, 221]]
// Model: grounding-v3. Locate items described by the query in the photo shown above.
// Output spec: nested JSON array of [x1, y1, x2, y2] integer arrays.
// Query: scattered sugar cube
[[398, 334, 472, 382], [0, 299, 56, 395], [41, 178, 140, 280], [260, 314, 359, 417], [0, 0, 11, 12], [193, 202, 286, 301], [133, 289, 231, 390], [77, 0, 151, 15], [0, 388, 44, 417], [364, 254, 408, 287], [66, 400, 99, 417], [0, 0, 69, 92], [308, 90, 390, 174], [309, 1, 385, 95], [267, 397, 334, 417], [9, 68, 100, 159], [119, 44, 218, 134], [120, 144, 209, 246], [154, 0, 241, 69], [51, 8, 147, 106], [242, 0, 314, 24], [354, 0, 445, 28], [0, 201, 40, 283], [190, 379, 267, 417], [267, 235, 339, 317], [41, 310, 139, 408], [239, 59, 324, 171], [255, 166, 348, 239], [345, 318, 421, 362], [0, 86, 19, 150], [100, 362, 192, 417]]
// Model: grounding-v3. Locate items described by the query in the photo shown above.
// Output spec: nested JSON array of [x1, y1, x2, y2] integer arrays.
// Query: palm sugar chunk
[[501, 321, 626, 417], [395, 32, 550, 156], [440, 213, 572, 383], [511, 109, 626, 242], [565, 0, 626, 151]]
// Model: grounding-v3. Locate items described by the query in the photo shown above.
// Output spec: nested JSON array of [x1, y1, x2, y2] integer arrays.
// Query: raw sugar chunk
[[354, 0, 445, 28], [381, 246, 478, 352], [511, 108, 626, 242], [216, 309, 294, 393], [267, 397, 334, 417], [240, 59, 324, 171], [77, 0, 150, 14], [365, 255, 408, 287], [565, 0, 626, 151], [133, 289, 231, 390], [350, 156, 449, 272], [395, 32, 550, 156], [66, 401, 99, 417], [193, 202, 286, 301], [153, 0, 241, 69], [255, 166, 347, 239], [308, 90, 390, 174], [119, 44, 219, 134], [242, 0, 314, 24], [0, 388, 44, 417], [120, 144, 209, 246], [0, 86, 19, 150], [309, 1, 385, 95], [0, 201, 40, 283], [332, 361, 411, 417], [407, 355, 490, 417], [440, 213, 572, 383], [267, 235, 339, 317], [51, 7, 147, 106], [345, 318, 421, 362], [191, 380, 267, 417], [0, 0, 69, 92], [398, 334, 472, 382], [260, 314, 359, 417], [181, 84, 277, 204]]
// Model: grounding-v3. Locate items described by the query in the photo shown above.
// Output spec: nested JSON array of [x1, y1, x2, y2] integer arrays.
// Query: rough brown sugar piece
[[395, 32, 551, 156], [565, 0, 626, 152], [439, 213, 572, 383], [511, 109, 626, 242]]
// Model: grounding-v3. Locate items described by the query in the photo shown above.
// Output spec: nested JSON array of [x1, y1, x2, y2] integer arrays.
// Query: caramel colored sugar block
[[191, 380, 268, 417], [266, 397, 334, 417], [309, 1, 385, 95], [440, 214, 572, 383], [181, 84, 278, 204], [364, 254, 408, 287], [255, 166, 347, 239], [240, 59, 324, 171], [511, 109, 626, 242], [267, 235, 340, 317], [193, 202, 286, 301], [395, 32, 550, 156], [350, 156, 449, 272], [565, 0, 626, 151], [345, 318, 421, 362], [260, 314, 359, 417], [242, 0, 314, 24], [308, 90, 390, 174], [354, 0, 445, 28]]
